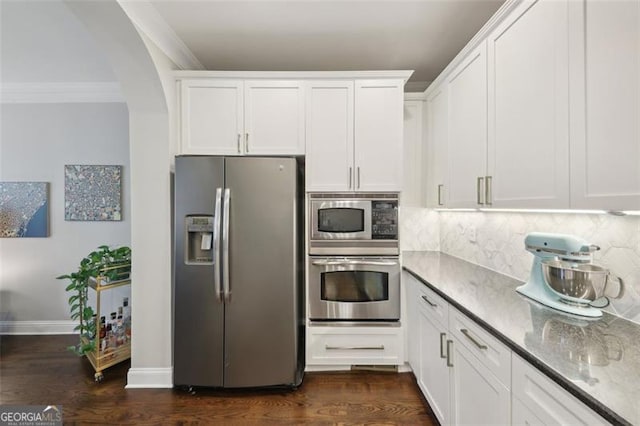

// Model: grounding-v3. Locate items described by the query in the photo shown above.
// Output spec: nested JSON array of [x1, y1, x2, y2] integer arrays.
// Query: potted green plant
[[56, 245, 131, 355]]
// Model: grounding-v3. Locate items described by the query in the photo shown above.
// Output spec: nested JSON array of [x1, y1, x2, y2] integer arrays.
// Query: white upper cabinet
[[487, 0, 570, 208], [305, 80, 355, 192], [180, 79, 244, 155], [179, 78, 304, 155], [402, 97, 425, 207], [569, 0, 640, 211], [354, 80, 404, 192], [306, 78, 405, 192], [244, 80, 305, 155], [446, 42, 488, 208], [425, 84, 448, 208]]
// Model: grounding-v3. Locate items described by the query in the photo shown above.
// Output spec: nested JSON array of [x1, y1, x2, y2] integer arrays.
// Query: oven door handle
[[311, 260, 398, 267]]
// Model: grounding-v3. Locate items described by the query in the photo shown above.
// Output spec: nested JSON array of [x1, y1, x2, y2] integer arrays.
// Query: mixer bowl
[[541, 259, 609, 304]]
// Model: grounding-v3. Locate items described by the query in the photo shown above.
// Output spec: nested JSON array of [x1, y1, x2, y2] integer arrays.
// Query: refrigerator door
[[174, 156, 225, 387], [223, 157, 300, 387]]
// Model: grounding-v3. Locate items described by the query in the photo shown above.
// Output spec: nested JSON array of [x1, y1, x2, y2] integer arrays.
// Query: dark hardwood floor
[[0, 335, 437, 425]]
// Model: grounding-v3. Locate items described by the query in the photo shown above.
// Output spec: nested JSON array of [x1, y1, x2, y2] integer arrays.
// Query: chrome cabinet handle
[[477, 177, 485, 205], [222, 188, 231, 302], [421, 295, 437, 308], [440, 332, 447, 359], [326, 345, 384, 350], [485, 176, 492, 206], [357, 166, 361, 189], [213, 188, 223, 302], [312, 260, 398, 266], [237, 134, 241, 154], [437, 184, 444, 206], [349, 167, 353, 189], [460, 328, 488, 350], [245, 133, 249, 153], [446, 340, 454, 367]]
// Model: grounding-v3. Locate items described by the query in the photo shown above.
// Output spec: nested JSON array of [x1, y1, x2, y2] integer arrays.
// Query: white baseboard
[[0, 320, 77, 335], [126, 367, 173, 388], [305, 365, 352, 372]]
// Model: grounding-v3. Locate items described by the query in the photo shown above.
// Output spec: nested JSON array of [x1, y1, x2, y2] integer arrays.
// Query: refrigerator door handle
[[213, 188, 223, 302], [222, 188, 231, 302]]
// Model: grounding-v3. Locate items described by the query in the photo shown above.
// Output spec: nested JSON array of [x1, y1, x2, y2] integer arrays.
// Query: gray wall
[[0, 103, 130, 332]]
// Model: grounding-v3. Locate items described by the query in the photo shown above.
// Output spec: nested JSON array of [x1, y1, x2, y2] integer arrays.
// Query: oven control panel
[[372, 200, 398, 240]]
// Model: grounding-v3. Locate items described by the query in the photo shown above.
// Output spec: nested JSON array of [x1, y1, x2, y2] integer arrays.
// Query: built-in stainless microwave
[[309, 193, 399, 256]]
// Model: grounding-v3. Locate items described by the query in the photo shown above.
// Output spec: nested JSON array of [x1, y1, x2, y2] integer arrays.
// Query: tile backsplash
[[400, 208, 640, 324]]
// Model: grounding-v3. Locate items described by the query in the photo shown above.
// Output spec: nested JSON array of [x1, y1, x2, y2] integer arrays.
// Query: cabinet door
[[418, 307, 451, 425], [305, 80, 354, 192], [180, 79, 243, 155], [402, 99, 424, 206], [512, 395, 546, 426], [447, 43, 488, 208], [512, 355, 608, 425], [487, 0, 570, 208], [244, 80, 305, 155], [354, 79, 404, 192], [569, 0, 640, 210], [449, 337, 511, 425], [404, 272, 420, 371], [425, 85, 448, 208]]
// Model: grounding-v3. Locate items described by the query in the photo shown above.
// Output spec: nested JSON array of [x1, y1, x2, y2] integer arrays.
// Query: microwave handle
[[311, 259, 398, 267]]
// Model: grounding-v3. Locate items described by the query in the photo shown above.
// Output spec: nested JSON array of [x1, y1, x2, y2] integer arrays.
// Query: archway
[[65, 0, 174, 387]]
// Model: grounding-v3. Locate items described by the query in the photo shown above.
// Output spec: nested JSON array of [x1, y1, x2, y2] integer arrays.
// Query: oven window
[[318, 208, 364, 233], [321, 271, 389, 302]]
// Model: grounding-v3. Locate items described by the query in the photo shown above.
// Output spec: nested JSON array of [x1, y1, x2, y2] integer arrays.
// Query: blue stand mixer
[[516, 232, 622, 318]]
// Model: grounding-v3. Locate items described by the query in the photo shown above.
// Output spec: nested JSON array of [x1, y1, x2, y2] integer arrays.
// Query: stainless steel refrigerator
[[173, 156, 304, 388]]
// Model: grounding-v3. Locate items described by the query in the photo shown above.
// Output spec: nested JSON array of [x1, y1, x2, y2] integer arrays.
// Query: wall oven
[[308, 256, 400, 321], [309, 193, 399, 256]]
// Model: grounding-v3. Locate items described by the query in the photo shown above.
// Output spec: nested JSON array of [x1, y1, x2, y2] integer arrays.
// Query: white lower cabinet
[[418, 304, 451, 424], [511, 355, 608, 425], [306, 325, 404, 367], [406, 271, 510, 425], [450, 336, 511, 425], [404, 272, 612, 425]]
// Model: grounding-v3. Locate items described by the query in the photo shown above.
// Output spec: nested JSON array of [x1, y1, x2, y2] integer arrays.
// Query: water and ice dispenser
[[185, 215, 214, 264]]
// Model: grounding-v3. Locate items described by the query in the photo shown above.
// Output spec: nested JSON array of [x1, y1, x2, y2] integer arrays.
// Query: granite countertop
[[402, 251, 640, 426]]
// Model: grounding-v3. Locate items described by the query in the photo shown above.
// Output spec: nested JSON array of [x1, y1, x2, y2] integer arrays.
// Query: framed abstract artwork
[[0, 182, 49, 237], [65, 165, 122, 221]]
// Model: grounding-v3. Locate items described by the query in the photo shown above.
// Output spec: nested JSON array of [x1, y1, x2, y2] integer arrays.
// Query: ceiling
[[149, 0, 505, 91]]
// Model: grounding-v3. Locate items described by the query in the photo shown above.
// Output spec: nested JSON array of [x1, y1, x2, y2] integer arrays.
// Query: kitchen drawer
[[512, 355, 608, 425], [449, 307, 511, 386], [414, 278, 449, 329], [306, 326, 403, 366]]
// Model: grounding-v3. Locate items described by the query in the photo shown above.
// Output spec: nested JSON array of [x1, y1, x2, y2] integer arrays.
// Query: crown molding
[[174, 70, 414, 82], [425, 0, 522, 96], [404, 80, 431, 93], [118, 1, 204, 71], [404, 92, 427, 101], [0, 82, 125, 104]]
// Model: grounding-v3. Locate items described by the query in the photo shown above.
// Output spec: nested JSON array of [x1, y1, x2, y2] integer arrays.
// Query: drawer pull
[[477, 176, 485, 205], [325, 345, 384, 351], [446, 340, 454, 367], [421, 295, 437, 307], [439, 332, 447, 358], [460, 328, 488, 350]]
